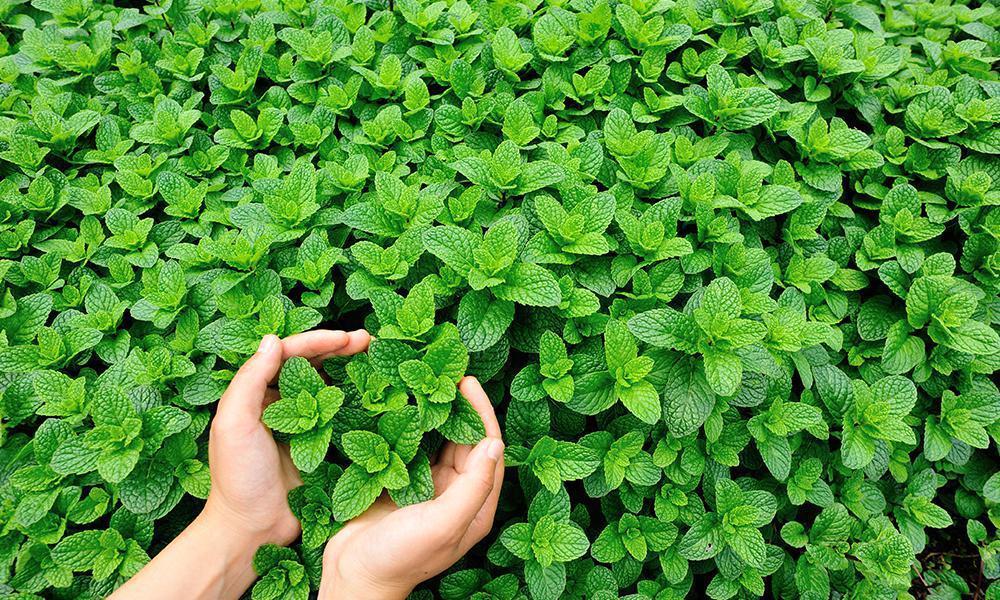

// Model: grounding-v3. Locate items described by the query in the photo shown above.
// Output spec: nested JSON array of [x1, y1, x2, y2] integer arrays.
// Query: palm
[[326, 442, 477, 577], [208, 417, 301, 543], [205, 330, 371, 546], [320, 377, 504, 599]]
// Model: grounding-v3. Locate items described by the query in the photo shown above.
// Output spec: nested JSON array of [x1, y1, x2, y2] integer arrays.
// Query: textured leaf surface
[[2, 2, 997, 598]]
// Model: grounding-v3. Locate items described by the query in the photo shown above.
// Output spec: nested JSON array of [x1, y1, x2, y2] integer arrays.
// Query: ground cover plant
[[0, 0, 999, 598]]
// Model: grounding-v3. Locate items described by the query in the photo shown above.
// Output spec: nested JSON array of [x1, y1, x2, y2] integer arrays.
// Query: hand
[[202, 329, 372, 546], [318, 377, 505, 600], [111, 330, 371, 600]]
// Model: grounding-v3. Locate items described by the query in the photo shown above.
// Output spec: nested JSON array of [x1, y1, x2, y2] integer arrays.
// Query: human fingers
[[279, 329, 370, 373], [450, 377, 501, 471], [215, 335, 283, 426], [280, 330, 351, 362], [277, 443, 304, 488], [451, 444, 473, 473], [434, 376, 502, 474], [430, 461, 461, 496], [335, 329, 371, 356], [272, 329, 370, 384], [458, 377, 501, 439], [462, 448, 505, 549], [425, 436, 504, 530], [435, 441, 457, 469]]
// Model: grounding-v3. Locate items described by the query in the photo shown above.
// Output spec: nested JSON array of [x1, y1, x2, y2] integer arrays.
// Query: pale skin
[[110, 329, 505, 600]]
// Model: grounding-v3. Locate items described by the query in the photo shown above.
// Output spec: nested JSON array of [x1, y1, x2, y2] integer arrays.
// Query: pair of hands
[[113, 329, 505, 600]]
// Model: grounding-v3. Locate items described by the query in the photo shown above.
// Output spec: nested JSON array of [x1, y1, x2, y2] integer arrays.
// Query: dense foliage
[[0, 0, 999, 598]]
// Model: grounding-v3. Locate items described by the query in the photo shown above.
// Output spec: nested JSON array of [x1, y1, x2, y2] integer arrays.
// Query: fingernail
[[487, 438, 504, 461], [258, 335, 278, 354]]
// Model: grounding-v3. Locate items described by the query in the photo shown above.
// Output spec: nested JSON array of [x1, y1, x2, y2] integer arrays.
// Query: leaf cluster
[[0, 0, 999, 598]]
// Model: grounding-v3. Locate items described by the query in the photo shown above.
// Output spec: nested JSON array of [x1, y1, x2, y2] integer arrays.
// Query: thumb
[[216, 335, 283, 424], [428, 437, 504, 528]]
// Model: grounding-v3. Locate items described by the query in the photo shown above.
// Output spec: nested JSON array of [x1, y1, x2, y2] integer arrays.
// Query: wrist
[[185, 509, 265, 598], [199, 495, 297, 548], [320, 547, 413, 600], [193, 506, 266, 551]]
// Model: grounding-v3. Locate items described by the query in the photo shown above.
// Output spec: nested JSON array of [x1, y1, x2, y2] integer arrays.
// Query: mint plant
[[500, 489, 591, 600], [591, 513, 678, 564], [679, 479, 777, 569], [250, 544, 310, 600], [262, 357, 344, 474], [1, 0, 999, 598]]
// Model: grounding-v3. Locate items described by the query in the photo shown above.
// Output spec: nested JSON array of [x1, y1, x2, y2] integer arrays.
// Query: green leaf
[[3, 5, 996, 597], [493, 263, 562, 307], [704, 349, 742, 397], [549, 522, 590, 561], [331, 464, 382, 521], [424, 226, 480, 275], [279, 356, 325, 400], [679, 516, 722, 561], [524, 560, 566, 600], [619, 380, 661, 424], [457, 291, 514, 352], [727, 525, 767, 567], [341, 430, 390, 473]]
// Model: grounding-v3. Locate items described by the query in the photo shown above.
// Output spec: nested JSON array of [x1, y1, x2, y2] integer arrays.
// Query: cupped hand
[[318, 377, 505, 600], [202, 329, 372, 546]]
